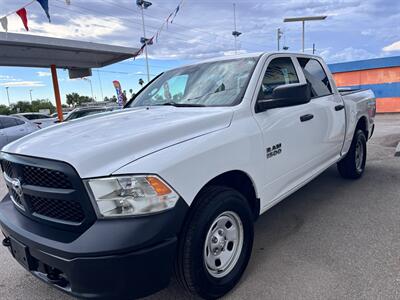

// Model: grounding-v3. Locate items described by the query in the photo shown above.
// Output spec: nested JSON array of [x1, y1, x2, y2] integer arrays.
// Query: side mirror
[[256, 83, 311, 112]]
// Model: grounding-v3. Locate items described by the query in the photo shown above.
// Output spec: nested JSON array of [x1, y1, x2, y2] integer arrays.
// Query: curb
[[396, 142, 400, 157]]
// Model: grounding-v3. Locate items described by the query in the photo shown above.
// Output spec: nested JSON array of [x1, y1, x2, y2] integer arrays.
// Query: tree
[[0, 105, 11, 115], [31, 99, 55, 113], [66, 93, 94, 107]]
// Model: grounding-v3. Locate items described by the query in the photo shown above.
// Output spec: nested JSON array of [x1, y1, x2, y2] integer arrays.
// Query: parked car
[[14, 113, 57, 128], [0, 53, 376, 299], [50, 112, 69, 119], [0, 115, 38, 149], [63, 107, 108, 121]]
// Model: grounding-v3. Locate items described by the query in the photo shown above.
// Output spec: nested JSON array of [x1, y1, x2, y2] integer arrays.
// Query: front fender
[[113, 117, 265, 207]]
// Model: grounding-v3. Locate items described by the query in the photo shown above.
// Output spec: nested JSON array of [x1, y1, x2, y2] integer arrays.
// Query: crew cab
[[0, 53, 375, 299]]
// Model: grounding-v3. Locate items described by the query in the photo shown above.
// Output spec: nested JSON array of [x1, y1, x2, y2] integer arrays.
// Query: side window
[[298, 58, 332, 97], [14, 118, 25, 125], [258, 57, 299, 100], [1, 117, 18, 128]]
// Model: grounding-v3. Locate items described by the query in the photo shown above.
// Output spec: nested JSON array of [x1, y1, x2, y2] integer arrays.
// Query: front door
[[253, 55, 321, 208]]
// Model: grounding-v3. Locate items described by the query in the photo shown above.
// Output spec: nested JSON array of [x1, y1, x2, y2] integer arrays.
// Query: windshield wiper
[[162, 102, 206, 107]]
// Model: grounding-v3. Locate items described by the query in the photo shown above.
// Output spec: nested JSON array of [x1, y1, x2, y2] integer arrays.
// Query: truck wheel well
[[200, 170, 260, 221], [356, 116, 368, 139]]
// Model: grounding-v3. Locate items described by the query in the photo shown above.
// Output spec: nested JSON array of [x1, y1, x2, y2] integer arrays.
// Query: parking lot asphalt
[[0, 114, 399, 300]]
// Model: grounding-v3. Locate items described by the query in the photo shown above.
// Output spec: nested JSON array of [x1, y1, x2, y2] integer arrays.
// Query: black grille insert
[[27, 195, 85, 223], [23, 165, 73, 189]]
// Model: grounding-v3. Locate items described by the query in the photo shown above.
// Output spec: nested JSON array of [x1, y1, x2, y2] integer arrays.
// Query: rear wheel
[[337, 129, 367, 179], [175, 186, 254, 299]]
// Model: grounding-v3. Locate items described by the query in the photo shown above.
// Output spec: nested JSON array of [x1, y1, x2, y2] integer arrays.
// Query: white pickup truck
[[0, 53, 375, 300]]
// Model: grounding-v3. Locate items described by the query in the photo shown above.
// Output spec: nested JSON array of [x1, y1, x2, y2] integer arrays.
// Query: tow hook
[[47, 269, 68, 288], [2, 237, 11, 247]]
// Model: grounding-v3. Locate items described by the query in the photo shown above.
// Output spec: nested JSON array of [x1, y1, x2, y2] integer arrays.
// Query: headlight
[[85, 175, 179, 218]]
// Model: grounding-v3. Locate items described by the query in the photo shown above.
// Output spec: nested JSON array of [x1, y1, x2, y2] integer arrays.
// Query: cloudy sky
[[0, 0, 399, 105]]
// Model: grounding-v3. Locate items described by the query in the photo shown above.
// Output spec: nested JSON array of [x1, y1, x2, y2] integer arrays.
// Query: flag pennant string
[[0, 0, 57, 32], [133, 0, 185, 58]]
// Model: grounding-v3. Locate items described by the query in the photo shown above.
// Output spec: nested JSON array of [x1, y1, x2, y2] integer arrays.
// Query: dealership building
[[329, 56, 400, 113]]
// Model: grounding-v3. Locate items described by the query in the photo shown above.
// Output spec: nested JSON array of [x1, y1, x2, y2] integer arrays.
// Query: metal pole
[[233, 3, 237, 54], [140, 6, 151, 82], [50, 65, 64, 122], [88, 79, 95, 100], [97, 70, 104, 101], [302, 20, 305, 52], [5, 87, 10, 106]]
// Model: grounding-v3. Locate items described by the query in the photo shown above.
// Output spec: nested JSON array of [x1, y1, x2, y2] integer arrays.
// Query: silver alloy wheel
[[203, 211, 244, 278], [355, 138, 364, 172]]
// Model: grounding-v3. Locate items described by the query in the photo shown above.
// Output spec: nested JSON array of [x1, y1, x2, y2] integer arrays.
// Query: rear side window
[[0, 117, 18, 128], [258, 57, 299, 100], [298, 58, 332, 97], [15, 118, 25, 125]]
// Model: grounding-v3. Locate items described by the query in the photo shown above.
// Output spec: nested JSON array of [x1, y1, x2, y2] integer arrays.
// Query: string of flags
[[0, 0, 71, 32], [133, 0, 185, 58]]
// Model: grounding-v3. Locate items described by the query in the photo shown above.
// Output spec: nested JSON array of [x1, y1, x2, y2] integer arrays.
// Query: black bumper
[[0, 194, 188, 299]]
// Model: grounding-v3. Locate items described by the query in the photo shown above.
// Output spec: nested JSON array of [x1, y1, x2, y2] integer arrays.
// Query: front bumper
[[0, 194, 188, 299]]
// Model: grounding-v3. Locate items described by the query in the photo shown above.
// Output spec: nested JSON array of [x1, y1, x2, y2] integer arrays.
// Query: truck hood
[[3, 106, 233, 178]]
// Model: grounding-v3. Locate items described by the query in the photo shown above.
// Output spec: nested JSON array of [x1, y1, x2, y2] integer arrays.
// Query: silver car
[[0, 116, 38, 149], [14, 113, 57, 128]]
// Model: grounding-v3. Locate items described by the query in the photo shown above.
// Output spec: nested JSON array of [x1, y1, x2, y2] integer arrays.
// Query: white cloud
[[319, 47, 377, 63], [0, 81, 46, 88], [36, 71, 51, 77], [383, 41, 400, 52], [5, 14, 127, 41]]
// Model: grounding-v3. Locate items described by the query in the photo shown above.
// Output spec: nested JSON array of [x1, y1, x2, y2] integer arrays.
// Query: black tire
[[337, 129, 367, 179], [175, 186, 254, 299]]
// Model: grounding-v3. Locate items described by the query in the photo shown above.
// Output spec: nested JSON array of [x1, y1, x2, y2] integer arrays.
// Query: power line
[[51, 1, 234, 50], [52, 0, 263, 52]]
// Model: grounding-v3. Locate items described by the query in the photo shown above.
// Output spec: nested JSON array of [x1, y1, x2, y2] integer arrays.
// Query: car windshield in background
[[65, 109, 106, 121], [129, 57, 258, 108]]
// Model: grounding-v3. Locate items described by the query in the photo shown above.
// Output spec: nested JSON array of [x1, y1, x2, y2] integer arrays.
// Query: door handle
[[300, 114, 314, 122], [335, 105, 345, 111]]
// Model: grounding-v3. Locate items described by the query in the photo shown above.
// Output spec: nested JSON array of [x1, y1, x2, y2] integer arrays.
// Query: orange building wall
[[333, 67, 400, 113]]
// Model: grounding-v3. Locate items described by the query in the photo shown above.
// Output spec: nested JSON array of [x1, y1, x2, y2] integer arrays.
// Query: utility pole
[[137, 0, 152, 82], [232, 3, 242, 54], [29, 89, 33, 102], [97, 70, 104, 101], [312, 43, 316, 54], [5, 87, 10, 106], [277, 28, 283, 51]]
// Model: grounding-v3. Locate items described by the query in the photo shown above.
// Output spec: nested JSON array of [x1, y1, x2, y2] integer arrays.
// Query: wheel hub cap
[[204, 211, 244, 278]]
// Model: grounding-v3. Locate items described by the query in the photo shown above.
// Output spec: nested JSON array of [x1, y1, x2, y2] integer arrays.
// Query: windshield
[[65, 109, 105, 121], [129, 57, 258, 108]]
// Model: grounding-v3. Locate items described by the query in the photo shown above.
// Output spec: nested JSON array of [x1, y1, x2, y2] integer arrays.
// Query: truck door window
[[297, 58, 332, 97], [258, 57, 299, 100]]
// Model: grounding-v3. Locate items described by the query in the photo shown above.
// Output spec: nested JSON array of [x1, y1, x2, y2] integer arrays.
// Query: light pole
[[5, 87, 10, 106], [83, 78, 95, 100], [29, 89, 33, 102], [137, 0, 152, 83], [283, 16, 327, 52], [232, 3, 242, 54], [277, 28, 283, 51]]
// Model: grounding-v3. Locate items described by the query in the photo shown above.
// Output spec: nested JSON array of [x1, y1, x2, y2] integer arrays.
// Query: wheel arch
[[356, 115, 368, 139], [193, 170, 260, 221]]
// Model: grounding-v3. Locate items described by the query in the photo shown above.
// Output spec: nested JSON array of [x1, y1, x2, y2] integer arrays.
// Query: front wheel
[[337, 129, 367, 179], [175, 186, 254, 299]]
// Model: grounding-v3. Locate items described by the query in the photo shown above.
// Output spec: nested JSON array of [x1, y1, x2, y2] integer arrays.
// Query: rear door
[[296, 56, 346, 164]]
